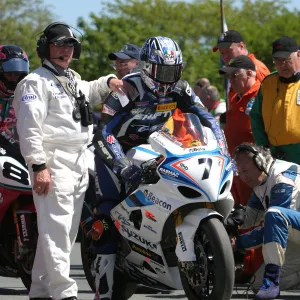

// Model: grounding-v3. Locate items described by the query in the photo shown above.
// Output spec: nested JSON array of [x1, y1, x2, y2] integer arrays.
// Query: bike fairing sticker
[[128, 240, 164, 265], [161, 149, 232, 201], [133, 146, 232, 200]]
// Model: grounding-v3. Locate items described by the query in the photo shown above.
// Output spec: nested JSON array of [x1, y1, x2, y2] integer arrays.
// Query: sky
[[44, 0, 299, 28]]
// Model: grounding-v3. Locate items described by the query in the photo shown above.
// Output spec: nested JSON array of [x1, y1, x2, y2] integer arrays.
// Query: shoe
[[256, 278, 280, 299], [61, 297, 77, 300]]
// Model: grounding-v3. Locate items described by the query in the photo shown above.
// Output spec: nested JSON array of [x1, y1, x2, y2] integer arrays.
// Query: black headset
[[36, 22, 82, 60], [235, 144, 266, 172]]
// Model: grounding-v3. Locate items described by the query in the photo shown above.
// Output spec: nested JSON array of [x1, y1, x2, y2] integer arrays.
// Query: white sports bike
[[81, 113, 235, 300]]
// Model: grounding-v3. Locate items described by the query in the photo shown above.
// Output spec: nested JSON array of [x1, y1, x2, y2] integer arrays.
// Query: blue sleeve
[[236, 226, 264, 250], [270, 183, 294, 208], [92, 93, 129, 169]]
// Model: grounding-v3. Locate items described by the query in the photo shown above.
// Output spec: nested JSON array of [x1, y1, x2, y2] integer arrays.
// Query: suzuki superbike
[[81, 113, 235, 300], [0, 143, 37, 290]]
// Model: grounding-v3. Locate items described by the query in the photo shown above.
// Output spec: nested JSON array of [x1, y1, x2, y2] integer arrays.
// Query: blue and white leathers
[[236, 159, 300, 290], [92, 74, 228, 254]]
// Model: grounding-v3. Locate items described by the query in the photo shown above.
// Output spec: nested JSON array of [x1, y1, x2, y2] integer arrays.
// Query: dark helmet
[[0, 45, 29, 98]]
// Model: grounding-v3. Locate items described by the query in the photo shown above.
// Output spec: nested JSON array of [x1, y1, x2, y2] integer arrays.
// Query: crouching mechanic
[[232, 143, 300, 299], [89, 36, 229, 300]]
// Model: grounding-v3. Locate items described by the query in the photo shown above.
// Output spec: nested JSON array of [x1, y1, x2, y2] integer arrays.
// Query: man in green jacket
[[250, 36, 300, 164]]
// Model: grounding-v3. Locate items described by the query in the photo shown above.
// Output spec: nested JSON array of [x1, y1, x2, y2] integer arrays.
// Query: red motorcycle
[[0, 144, 37, 290]]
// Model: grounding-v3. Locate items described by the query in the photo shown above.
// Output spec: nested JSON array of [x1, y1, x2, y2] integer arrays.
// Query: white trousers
[[29, 147, 89, 300]]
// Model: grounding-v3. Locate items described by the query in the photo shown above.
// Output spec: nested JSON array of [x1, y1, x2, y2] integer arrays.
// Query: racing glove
[[113, 158, 142, 188], [225, 204, 246, 236]]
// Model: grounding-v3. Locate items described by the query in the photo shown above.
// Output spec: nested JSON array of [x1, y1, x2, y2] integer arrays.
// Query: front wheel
[[180, 217, 234, 300]]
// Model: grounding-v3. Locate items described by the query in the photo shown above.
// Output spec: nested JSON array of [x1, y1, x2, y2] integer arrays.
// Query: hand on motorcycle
[[120, 164, 142, 187], [33, 168, 51, 195], [225, 204, 246, 236]]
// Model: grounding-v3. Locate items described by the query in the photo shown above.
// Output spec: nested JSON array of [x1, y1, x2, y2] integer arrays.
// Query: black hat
[[46, 24, 78, 43], [213, 30, 244, 52], [219, 55, 256, 74], [272, 36, 298, 58], [108, 44, 140, 60]]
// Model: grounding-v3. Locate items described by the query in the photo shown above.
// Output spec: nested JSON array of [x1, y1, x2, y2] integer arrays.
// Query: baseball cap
[[108, 44, 140, 60], [46, 24, 78, 43], [219, 55, 256, 74], [213, 30, 244, 52], [272, 36, 298, 58]]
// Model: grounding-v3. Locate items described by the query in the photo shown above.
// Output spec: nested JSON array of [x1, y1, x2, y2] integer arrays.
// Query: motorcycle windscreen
[[161, 109, 207, 148]]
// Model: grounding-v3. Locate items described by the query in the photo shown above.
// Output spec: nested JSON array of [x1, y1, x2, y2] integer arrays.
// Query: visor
[[151, 64, 182, 83], [1, 58, 29, 73]]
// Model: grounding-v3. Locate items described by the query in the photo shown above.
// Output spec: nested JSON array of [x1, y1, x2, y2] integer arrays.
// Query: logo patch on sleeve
[[21, 94, 37, 102]]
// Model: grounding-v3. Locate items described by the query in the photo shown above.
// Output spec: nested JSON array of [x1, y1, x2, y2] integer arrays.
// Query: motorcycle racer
[[0, 44, 29, 166], [90, 36, 229, 300]]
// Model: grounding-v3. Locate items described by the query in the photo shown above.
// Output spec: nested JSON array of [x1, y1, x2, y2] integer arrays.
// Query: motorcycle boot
[[94, 254, 116, 300], [256, 264, 281, 299]]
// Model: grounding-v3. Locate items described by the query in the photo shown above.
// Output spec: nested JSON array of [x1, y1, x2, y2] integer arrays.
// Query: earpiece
[[36, 22, 82, 60]]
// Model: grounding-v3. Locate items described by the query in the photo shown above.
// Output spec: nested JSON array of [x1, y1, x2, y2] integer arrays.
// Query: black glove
[[113, 158, 142, 191], [225, 204, 246, 236], [120, 164, 142, 185]]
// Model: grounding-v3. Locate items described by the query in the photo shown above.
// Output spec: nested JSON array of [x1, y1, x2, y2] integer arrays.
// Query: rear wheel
[[15, 217, 38, 291], [180, 217, 234, 300]]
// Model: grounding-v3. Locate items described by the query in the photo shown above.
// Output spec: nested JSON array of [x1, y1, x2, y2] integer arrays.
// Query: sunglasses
[[225, 71, 244, 79], [52, 40, 76, 47]]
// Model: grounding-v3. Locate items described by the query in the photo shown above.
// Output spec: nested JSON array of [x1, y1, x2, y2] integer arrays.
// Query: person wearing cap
[[108, 43, 140, 78], [250, 36, 300, 165], [193, 77, 210, 98], [219, 55, 264, 284], [13, 22, 124, 300], [220, 55, 260, 206], [199, 85, 226, 121], [213, 30, 269, 83]]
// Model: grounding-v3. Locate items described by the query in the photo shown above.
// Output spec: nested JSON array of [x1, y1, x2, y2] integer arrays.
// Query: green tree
[[0, 0, 56, 71], [73, 0, 299, 96]]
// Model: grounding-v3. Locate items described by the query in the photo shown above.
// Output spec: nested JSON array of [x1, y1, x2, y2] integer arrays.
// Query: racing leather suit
[[13, 59, 116, 300], [235, 159, 300, 291], [92, 73, 228, 254]]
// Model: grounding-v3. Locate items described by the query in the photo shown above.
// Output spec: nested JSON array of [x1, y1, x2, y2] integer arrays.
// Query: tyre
[[180, 217, 234, 300], [81, 229, 96, 292], [15, 218, 38, 291], [80, 230, 137, 299]]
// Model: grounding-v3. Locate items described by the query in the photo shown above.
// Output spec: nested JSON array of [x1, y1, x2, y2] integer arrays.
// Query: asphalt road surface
[[0, 243, 299, 300]]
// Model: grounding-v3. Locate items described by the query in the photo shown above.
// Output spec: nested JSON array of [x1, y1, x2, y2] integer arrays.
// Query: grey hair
[[233, 142, 273, 173]]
